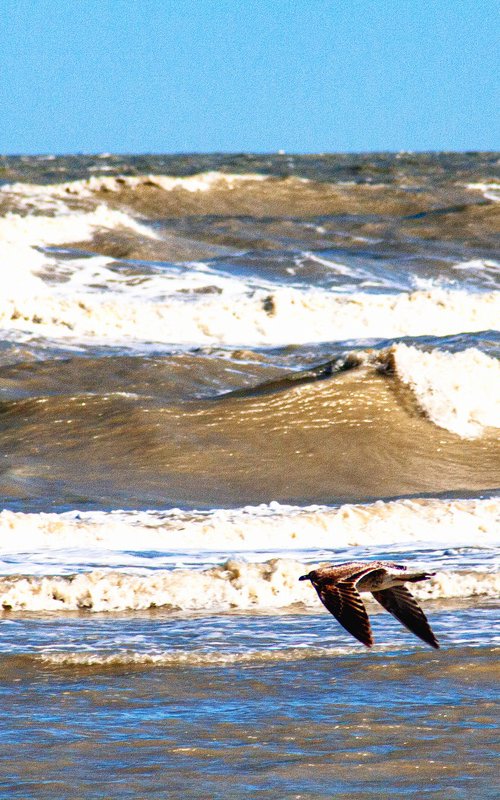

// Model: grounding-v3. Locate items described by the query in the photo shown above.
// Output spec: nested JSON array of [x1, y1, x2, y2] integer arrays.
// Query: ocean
[[0, 152, 498, 798]]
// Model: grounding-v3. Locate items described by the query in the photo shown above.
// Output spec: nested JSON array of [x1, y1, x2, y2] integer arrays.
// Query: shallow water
[[0, 152, 499, 797], [1, 641, 498, 799]]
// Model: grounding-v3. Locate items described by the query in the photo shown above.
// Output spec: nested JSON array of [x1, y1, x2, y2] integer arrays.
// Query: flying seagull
[[299, 561, 439, 649]]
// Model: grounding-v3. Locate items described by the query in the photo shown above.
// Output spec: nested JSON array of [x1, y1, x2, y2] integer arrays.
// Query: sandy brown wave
[[0, 357, 498, 507]]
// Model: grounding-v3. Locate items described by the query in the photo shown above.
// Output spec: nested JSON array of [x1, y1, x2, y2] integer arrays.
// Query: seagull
[[299, 561, 439, 649]]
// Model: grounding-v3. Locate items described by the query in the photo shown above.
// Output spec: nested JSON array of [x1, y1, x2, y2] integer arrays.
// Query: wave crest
[[1, 497, 498, 553], [1, 283, 499, 346], [0, 171, 272, 201], [386, 345, 500, 438], [1, 560, 498, 613]]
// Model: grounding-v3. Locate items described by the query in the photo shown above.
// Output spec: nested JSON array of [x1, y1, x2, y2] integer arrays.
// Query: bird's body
[[299, 560, 439, 649]]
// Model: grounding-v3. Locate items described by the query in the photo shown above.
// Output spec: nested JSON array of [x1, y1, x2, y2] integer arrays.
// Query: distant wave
[[0, 204, 159, 300], [0, 171, 273, 202], [1, 173, 498, 351]]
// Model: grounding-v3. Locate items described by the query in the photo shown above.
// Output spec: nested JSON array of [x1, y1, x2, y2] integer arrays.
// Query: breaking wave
[[0, 560, 497, 613], [0, 171, 272, 204], [1, 497, 498, 553], [1, 279, 498, 346], [1, 172, 498, 349], [385, 344, 500, 438]]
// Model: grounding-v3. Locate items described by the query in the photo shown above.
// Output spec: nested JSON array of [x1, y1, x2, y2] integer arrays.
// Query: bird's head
[[299, 571, 317, 583]]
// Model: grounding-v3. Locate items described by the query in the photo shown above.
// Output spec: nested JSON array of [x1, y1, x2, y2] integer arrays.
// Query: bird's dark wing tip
[[372, 586, 440, 650]]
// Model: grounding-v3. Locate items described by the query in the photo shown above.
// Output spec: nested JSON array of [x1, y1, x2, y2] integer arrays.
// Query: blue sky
[[1, 0, 498, 154]]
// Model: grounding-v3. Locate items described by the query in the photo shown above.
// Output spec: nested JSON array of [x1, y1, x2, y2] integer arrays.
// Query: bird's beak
[[298, 574, 309, 582]]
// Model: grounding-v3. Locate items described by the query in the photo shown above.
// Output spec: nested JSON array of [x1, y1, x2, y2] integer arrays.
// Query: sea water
[[0, 152, 498, 798]]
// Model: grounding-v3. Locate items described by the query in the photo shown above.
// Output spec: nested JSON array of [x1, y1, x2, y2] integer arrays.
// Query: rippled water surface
[[1, 640, 498, 799], [0, 152, 498, 797]]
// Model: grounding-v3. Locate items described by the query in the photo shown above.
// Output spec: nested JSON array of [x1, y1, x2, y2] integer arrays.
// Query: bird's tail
[[400, 571, 435, 583]]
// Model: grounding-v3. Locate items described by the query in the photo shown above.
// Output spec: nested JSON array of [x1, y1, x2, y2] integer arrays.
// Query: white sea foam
[[452, 258, 500, 273], [0, 205, 157, 248], [0, 497, 498, 559], [1, 174, 499, 347], [392, 344, 500, 438], [0, 560, 497, 613], [465, 182, 500, 202], [450, 258, 500, 287], [0, 205, 159, 303], [1, 277, 499, 346]]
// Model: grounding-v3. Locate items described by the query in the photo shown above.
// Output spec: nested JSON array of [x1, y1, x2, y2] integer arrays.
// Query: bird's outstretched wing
[[317, 580, 374, 647], [372, 585, 439, 649]]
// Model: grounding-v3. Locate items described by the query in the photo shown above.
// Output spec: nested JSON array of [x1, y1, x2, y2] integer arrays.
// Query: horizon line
[[2, 149, 499, 158]]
